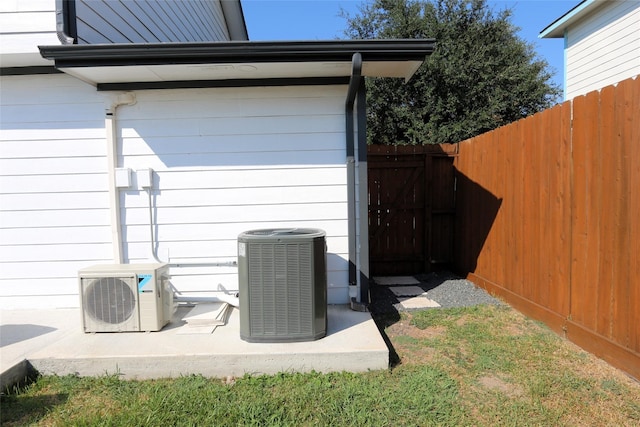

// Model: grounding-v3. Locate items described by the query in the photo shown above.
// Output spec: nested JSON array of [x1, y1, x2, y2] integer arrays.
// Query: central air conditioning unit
[[78, 263, 173, 333], [238, 228, 327, 342]]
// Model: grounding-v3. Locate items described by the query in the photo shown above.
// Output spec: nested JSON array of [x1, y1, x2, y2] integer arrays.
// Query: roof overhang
[[539, 0, 606, 38], [38, 39, 435, 89]]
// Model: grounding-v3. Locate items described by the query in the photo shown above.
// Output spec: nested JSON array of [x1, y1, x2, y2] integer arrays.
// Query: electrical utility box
[[238, 228, 327, 342]]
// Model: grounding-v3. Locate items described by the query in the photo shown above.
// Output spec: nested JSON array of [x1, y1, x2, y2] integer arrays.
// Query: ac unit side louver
[[78, 264, 172, 332], [238, 228, 327, 342]]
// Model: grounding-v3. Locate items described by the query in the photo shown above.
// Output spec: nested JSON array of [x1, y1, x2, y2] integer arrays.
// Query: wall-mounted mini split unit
[[238, 228, 327, 343], [78, 263, 173, 333]]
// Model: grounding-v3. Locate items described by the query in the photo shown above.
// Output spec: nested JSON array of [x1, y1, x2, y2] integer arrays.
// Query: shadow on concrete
[[0, 325, 57, 348]]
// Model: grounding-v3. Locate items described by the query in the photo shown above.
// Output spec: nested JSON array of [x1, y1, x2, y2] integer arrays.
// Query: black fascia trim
[[0, 66, 63, 76], [97, 76, 350, 91], [39, 39, 435, 68]]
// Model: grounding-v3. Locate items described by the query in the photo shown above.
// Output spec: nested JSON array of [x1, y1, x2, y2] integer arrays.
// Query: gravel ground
[[368, 271, 503, 314]]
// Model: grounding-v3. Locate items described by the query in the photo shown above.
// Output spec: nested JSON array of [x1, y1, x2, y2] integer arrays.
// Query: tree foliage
[[343, 0, 561, 145]]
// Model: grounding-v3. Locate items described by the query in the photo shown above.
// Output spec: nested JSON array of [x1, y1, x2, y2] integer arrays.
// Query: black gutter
[[39, 39, 435, 68]]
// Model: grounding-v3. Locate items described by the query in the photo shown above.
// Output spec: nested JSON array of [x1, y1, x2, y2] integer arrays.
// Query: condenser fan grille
[[83, 276, 136, 324]]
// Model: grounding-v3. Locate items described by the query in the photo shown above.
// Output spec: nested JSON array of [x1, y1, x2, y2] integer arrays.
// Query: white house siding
[[0, 0, 58, 67], [117, 85, 351, 305], [0, 80, 351, 309], [565, 0, 640, 99], [75, 0, 230, 44], [0, 74, 112, 309]]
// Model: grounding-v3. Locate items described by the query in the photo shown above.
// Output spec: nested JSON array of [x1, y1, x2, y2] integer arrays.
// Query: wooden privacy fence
[[454, 77, 639, 379], [367, 144, 457, 276]]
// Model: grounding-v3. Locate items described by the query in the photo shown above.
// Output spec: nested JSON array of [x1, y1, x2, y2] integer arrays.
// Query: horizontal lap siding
[[0, 0, 57, 60], [75, 0, 230, 43], [118, 85, 350, 304], [0, 81, 350, 308], [566, 1, 640, 99], [0, 75, 111, 308], [0, 8, 54, 32]]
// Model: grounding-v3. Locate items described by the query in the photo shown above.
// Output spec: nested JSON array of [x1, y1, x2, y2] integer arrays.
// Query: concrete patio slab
[[1, 308, 78, 390], [373, 276, 421, 285], [1, 305, 388, 387]]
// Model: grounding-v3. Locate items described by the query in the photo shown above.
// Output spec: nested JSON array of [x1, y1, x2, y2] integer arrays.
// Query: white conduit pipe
[[104, 94, 237, 310], [146, 188, 164, 264], [106, 92, 136, 264], [145, 187, 237, 268], [174, 294, 240, 308], [143, 168, 239, 308]]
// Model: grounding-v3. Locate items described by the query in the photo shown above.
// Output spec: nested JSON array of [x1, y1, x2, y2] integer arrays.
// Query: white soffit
[[57, 60, 424, 86]]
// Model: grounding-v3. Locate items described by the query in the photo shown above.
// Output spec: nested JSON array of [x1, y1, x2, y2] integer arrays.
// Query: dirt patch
[[478, 375, 524, 398], [455, 315, 469, 327], [553, 339, 640, 388], [384, 314, 447, 365], [503, 322, 527, 336], [387, 321, 447, 340]]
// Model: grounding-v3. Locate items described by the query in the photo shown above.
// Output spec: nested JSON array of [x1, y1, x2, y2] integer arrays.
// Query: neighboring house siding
[[75, 0, 230, 44], [0, 74, 111, 309], [0, 79, 351, 309], [0, 0, 58, 66], [565, 1, 640, 99], [117, 85, 350, 304]]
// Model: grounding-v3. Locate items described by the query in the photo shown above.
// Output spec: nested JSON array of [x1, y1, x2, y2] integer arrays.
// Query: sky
[[242, 0, 582, 92]]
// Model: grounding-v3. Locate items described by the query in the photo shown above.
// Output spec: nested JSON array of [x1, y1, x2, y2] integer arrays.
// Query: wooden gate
[[367, 144, 457, 276]]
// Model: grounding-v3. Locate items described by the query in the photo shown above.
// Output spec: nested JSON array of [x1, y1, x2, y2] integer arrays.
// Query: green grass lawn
[[2, 305, 639, 426]]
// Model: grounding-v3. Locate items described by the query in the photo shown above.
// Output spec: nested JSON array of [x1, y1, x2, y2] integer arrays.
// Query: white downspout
[[105, 92, 136, 264]]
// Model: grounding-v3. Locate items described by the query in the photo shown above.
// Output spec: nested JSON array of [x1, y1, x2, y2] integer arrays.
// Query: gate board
[[367, 145, 457, 276]]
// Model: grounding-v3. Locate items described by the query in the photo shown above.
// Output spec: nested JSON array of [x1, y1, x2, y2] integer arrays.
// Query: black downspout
[[345, 53, 368, 311]]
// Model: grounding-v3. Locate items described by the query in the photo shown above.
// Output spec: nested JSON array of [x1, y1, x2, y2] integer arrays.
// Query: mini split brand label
[[138, 274, 153, 293]]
